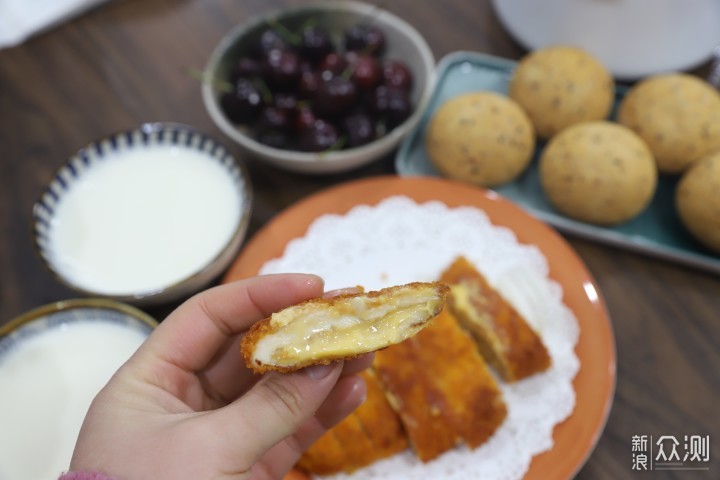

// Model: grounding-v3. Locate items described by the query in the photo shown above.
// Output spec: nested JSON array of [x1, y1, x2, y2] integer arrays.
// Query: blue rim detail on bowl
[[32, 122, 253, 304], [0, 298, 158, 359]]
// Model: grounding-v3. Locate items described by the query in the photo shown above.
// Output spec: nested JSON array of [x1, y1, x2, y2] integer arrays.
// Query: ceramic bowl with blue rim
[[201, 0, 435, 174], [33, 122, 253, 306], [0, 298, 157, 479]]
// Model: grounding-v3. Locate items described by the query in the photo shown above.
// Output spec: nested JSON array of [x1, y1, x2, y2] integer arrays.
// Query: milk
[[48, 145, 242, 295], [0, 320, 149, 480]]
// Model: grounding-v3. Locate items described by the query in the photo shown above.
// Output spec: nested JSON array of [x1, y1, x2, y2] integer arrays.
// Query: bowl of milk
[[33, 123, 253, 305], [0, 298, 157, 480]]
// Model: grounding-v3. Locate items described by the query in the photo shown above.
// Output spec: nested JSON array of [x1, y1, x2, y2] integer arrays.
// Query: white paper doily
[[261, 196, 580, 480]]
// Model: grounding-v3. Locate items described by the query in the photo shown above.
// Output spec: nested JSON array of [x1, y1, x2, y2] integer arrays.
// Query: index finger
[[139, 273, 325, 374]]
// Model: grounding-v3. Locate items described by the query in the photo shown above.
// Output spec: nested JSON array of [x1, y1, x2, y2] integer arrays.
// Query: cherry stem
[[319, 135, 347, 158], [265, 17, 301, 46], [252, 77, 274, 104]]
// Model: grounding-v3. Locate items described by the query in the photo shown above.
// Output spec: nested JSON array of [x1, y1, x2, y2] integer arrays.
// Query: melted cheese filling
[[253, 287, 442, 366]]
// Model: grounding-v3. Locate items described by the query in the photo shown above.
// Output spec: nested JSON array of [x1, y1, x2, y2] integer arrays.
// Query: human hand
[[69, 274, 372, 480]]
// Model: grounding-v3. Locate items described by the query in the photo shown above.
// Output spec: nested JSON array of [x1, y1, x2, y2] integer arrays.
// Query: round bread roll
[[539, 121, 657, 225], [508, 46, 614, 139], [426, 92, 535, 187], [676, 152, 720, 253], [617, 73, 720, 174]]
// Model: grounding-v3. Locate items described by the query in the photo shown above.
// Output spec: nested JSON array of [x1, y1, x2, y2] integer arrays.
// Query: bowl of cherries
[[202, 0, 435, 174]]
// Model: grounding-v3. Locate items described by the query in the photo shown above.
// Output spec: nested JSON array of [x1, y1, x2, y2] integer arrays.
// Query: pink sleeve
[[59, 472, 114, 480]]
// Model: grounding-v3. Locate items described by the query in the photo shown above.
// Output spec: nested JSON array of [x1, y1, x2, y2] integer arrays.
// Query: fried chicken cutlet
[[440, 256, 551, 382], [241, 282, 448, 373], [374, 307, 507, 462], [297, 370, 407, 474]]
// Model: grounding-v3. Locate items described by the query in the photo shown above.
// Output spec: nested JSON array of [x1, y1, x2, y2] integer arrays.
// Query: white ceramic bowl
[[202, 0, 436, 174], [33, 123, 253, 306], [0, 299, 157, 480]]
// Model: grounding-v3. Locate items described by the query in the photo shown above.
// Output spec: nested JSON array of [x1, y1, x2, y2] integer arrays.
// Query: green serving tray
[[395, 51, 720, 275]]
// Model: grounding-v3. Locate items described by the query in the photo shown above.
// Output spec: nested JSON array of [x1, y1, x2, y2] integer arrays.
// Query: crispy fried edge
[[240, 282, 449, 373], [441, 256, 551, 382]]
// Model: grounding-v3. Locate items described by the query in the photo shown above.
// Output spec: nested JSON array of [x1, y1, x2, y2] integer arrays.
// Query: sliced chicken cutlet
[[297, 371, 407, 474], [373, 336, 459, 462], [354, 369, 408, 458], [242, 282, 448, 373], [440, 256, 551, 382], [413, 307, 507, 448], [374, 307, 507, 461]]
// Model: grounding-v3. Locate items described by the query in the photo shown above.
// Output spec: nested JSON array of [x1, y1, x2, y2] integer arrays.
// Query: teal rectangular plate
[[396, 51, 720, 275]]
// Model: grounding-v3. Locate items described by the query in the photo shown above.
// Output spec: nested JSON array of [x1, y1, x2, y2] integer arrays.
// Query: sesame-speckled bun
[[617, 73, 720, 175], [508, 46, 614, 139], [676, 152, 720, 253], [539, 121, 657, 225], [426, 92, 535, 187]]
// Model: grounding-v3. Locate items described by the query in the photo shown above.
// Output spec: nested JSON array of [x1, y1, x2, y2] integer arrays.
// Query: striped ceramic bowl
[[33, 123, 253, 306]]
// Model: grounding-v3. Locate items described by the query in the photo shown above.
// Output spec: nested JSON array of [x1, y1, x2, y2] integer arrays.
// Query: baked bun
[[508, 45, 614, 139], [676, 151, 720, 253], [617, 73, 720, 174], [539, 121, 657, 225], [426, 92, 535, 187], [241, 282, 448, 373]]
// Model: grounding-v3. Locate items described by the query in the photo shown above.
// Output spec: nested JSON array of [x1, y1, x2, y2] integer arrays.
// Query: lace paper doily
[[261, 196, 580, 480]]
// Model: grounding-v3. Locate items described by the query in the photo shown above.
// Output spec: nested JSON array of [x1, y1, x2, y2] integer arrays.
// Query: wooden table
[[0, 1, 717, 478]]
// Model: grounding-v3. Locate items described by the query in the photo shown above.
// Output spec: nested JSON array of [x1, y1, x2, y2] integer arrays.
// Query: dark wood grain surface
[[0, 1, 718, 478]]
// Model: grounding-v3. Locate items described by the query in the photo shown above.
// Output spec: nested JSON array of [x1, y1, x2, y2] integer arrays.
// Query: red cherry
[[382, 60, 413, 91], [352, 55, 382, 90]]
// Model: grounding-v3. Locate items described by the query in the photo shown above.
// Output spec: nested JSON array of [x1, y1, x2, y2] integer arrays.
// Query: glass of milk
[[0, 299, 156, 480]]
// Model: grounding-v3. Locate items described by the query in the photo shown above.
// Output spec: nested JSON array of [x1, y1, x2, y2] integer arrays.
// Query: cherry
[[314, 77, 358, 116], [257, 105, 290, 132], [299, 119, 339, 152], [230, 57, 263, 84], [299, 70, 322, 98], [371, 86, 411, 128], [300, 26, 334, 63], [382, 60, 413, 91], [254, 29, 288, 59], [318, 52, 349, 80], [344, 24, 386, 56], [343, 113, 376, 147], [352, 54, 382, 90], [264, 49, 300, 87], [273, 93, 298, 116], [220, 78, 263, 124], [364, 27, 386, 56], [294, 105, 317, 132]]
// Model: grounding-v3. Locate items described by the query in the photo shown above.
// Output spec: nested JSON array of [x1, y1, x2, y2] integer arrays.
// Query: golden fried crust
[[331, 414, 379, 472], [241, 282, 449, 374], [296, 371, 407, 475], [414, 308, 507, 448], [374, 337, 460, 462], [295, 429, 346, 475], [440, 257, 551, 382], [355, 370, 408, 457]]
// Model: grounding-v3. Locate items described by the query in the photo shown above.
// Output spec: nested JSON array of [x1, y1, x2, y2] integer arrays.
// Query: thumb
[[207, 362, 343, 468]]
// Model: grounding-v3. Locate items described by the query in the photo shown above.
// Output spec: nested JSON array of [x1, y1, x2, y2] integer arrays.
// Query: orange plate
[[223, 175, 616, 479]]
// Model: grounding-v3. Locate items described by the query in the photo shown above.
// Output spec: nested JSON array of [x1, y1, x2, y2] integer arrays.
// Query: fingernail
[[304, 363, 334, 380], [324, 286, 362, 298]]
